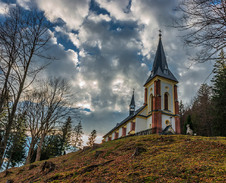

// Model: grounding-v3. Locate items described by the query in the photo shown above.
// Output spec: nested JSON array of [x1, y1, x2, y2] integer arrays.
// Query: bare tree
[[175, 0, 226, 62], [0, 6, 51, 165], [22, 78, 75, 163]]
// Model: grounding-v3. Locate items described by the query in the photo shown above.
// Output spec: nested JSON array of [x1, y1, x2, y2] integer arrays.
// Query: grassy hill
[[0, 135, 225, 183]]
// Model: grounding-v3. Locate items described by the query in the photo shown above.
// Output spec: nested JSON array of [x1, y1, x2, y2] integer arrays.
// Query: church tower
[[144, 31, 181, 134], [129, 89, 135, 116], [103, 31, 181, 142]]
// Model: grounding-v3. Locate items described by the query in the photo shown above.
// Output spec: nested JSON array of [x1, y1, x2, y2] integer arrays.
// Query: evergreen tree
[[191, 84, 213, 136], [211, 49, 226, 136], [179, 100, 186, 134], [40, 135, 62, 160], [3, 114, 27, 169], [87, 130, 97, 147], [60, 117, 72, 154], [31, 134, 62, 162], [73, 121, 83, 149]]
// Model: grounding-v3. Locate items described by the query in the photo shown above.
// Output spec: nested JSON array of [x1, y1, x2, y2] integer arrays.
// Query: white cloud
[[88, 13, 111, 23], [36, 0, 90, 30], [17, 0, 31, 9], [82, 135, 103, 146], [0, 2, 10, 15], [12, 0, 214, 135], [96, 0, 134, 21]]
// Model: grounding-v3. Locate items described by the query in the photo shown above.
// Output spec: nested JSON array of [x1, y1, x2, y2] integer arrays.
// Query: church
[[103, 32, 181, 142]]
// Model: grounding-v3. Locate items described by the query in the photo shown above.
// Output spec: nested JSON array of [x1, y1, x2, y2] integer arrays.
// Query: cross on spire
[[159, 29, 162, 39]]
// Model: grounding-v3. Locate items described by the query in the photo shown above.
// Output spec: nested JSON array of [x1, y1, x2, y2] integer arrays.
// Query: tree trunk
[[6, 152, 12, 170], [0, 54, 32, 166], [25, 138, 36, 165], [35, 133, 45, 162]]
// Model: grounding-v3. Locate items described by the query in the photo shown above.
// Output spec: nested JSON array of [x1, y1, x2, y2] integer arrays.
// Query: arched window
[[164, 93, 169, 110], [149, 94, 153, 111], [151, 94, 153, 111]]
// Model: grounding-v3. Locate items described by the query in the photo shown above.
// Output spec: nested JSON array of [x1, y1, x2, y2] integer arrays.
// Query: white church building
[[103, 32, 181, 142]]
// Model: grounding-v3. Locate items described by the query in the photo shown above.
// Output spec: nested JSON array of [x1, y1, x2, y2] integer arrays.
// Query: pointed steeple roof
[[130, 89, 135, 106], [144, 31, 178, 86]]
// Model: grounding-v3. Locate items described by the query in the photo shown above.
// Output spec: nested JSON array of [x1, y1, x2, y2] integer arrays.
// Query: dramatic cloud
[[1, 0, 214, 137], [36, 0, 90, 30]]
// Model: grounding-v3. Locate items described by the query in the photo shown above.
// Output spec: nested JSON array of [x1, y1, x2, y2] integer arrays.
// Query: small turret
[[129, 89, 135, 116]]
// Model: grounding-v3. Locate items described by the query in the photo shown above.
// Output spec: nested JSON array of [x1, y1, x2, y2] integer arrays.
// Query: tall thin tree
[[0, 6, 52, 166]]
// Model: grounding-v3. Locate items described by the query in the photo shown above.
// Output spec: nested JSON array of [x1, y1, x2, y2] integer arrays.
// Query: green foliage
[[182, 84, 213, 136], [40, 135, 62, 160], [31, 134, 62, 162], [59, 117, 72, 154], [4, 114, 27, 169], [211, 49, 226, 136]]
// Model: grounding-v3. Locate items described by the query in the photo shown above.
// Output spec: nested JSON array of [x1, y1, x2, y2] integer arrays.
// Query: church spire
[[144, 31, 178, 86], [129, 89, 135, 116]]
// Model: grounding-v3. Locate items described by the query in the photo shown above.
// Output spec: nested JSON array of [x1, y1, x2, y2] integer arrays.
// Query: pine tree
[[72, 121, 83, 149], [60, 117, 72, 154], [39, 135, 62, 160], [179, 100, 186, 134], [211, 49, 226, 136], [191, 84, 213, 136], [4, 114, 27, 169], [87, 130, 97, 147]]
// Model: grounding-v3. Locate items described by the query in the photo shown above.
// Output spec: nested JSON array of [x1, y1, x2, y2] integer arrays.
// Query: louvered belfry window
[[164, 93, 168, 110]]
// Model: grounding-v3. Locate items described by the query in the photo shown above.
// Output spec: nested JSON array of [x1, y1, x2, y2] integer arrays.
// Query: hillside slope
[[0, 135, 225, 183]]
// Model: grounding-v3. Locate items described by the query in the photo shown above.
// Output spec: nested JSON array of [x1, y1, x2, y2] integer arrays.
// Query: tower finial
[[159, 29, 162, 39], [129, 89, 135, 116]]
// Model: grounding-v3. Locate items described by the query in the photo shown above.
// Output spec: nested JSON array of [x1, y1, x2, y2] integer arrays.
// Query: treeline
[[180, 50, 226, 137], [0, 6, 97, 170]]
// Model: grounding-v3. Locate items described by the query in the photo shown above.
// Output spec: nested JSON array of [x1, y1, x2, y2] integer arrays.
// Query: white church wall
[[119, 127, 122, 137], [146, 115, 152, 129], [135, 117, 147, 133], [162, 114, 176, 131], [111, 132, 115, 139], [147, 83, 154, 112], [126, 122, 131, 135], [161, 81, 174, 112]]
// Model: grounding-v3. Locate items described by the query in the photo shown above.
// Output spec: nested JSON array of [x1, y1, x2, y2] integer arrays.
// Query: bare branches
[[21, 78, 76, 163], [175, 0, 226, 62], [0, 6, 52, 166]]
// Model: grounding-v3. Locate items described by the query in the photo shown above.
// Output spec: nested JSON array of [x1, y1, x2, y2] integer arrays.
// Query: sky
[[0, 0, 214, 141]]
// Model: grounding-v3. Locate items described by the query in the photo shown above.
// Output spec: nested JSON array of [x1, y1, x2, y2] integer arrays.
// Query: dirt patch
[[40, 161, 56, 174], [81, 160, 114, 174]]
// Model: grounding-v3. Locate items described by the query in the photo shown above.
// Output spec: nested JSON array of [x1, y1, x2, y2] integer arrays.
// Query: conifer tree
[[39, 134, 62, 160], [87, 130, 97, 147], [3, 114, 27, 170], [60, 117, 72, 154], [72, 121, 83, 149], [191, 84, 213, 136], [211, 49, 226, 136]]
